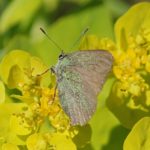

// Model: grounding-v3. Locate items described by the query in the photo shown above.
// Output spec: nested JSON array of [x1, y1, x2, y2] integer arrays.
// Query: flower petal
[[115, 2, 150, 51], [0, 81, 5, 103], [26, 133, 47, 150], [0, 50, 30, 85], [50, 132, 76, 150], [2, 143, 19, 150], [123, 117, 150, 150]]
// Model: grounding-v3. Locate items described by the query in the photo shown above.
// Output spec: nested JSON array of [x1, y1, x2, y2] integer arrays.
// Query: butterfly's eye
[[59, 54, 63, 59], [59, 54, 66, 60]]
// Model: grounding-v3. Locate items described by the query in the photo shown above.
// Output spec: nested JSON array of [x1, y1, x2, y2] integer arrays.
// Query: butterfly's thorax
[[54, 55, 70, 81]]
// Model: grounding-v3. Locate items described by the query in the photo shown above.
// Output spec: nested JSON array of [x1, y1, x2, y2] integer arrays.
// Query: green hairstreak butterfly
[[40, 28, 113, 126]]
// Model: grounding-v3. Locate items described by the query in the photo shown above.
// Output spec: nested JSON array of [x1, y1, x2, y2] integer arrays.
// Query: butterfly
[[40, 28, 113, 126], [52, 50, 113, 126]]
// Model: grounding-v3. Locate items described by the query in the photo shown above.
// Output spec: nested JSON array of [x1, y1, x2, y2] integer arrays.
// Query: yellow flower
[[123, 117, 150, 150], [0, 50, 77, 148], [26, 133, 47, 150], [2, 143, 19, 150], [48, 132, 76, 150], [107, 2, 150, 128], [0, 81, 5, 103], [80, 2, 150, 129]]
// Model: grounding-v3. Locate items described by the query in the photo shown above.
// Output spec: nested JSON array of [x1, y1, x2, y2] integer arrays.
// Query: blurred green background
[[0, 0, 147, 150], [0, 0, 138, 66]]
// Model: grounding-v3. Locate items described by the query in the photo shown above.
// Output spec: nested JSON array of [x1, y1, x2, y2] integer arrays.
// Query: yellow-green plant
[[1, 2, 150, 150], [107, 2, 150, 129], [0, 50, 82, 149]]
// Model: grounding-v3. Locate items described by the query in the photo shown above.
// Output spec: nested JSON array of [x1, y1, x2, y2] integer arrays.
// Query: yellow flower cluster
[[106, 2, 150, 129], [114, 28, 150, 97], [7, 56, 71, 132], [113, 28, 150, 107], [0, 50, 77, 149], [80, 2, 150, 129]]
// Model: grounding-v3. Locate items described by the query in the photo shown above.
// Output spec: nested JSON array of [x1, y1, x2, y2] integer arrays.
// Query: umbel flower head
[[0, 50, 79, 149], [80, 2, 150, 129], [107, 2, 150, 129]]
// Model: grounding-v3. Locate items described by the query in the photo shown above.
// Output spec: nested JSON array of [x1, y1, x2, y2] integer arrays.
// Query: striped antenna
[[40, 27, 63, 53], [70, 27, 89, 49]]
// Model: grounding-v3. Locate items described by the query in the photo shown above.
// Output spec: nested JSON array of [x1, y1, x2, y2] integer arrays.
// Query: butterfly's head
[[59, 50, 67, 60]]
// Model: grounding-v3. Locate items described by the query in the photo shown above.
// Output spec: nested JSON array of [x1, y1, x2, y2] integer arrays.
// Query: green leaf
[[90, 106, 119, 150], [104, 0, 129, 18], [88, 77, 129, 150], [61, 0, 91, 5], [0, 0, 42, 33], [39, 117, 54, 133], [73, 124, 92, 148], [123, 117, 150, 150]]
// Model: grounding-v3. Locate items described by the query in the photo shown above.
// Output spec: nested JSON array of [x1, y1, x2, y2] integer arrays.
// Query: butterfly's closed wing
[[55, 50, 113, 125]]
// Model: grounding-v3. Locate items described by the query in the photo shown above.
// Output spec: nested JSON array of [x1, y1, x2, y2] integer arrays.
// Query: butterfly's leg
[[37, 66, 55, 76], [49, 84, 58, 105], [50, 66, 55, 74], [37, 68, 50, 76], [53, 84, 58, 101], [49, 66, 57, 104]]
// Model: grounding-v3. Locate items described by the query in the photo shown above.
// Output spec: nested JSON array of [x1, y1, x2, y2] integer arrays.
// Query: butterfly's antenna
[[40, 27, 63, 53], [71, 27, 89, 49]]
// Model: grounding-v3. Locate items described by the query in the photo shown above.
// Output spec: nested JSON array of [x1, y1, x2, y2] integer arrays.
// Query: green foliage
[[0, 0, 42, 33], [0, 0, 128, 61]]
